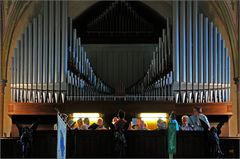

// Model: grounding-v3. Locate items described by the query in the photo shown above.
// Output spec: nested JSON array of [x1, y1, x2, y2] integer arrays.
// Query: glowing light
[[139, 113, 168, 118], [72, 113, 100, 125], [73, 118, 79, 122], [73, 113, 100, 118], [141, 117, 168, 122], [139, 113, 168, 130]]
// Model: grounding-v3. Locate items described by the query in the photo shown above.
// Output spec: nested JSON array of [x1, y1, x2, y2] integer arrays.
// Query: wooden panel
[[175, 102, 232, 115], [1, 131, 239, 158], [8, 102, 57, 115], [8, 101, 232, 116]]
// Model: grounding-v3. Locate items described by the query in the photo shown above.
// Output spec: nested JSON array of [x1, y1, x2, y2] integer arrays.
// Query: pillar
[[237, 79, 240, 136], [0, 1, 4, 137], [0, 80, 6, 137], [237, 0, 240, 136]]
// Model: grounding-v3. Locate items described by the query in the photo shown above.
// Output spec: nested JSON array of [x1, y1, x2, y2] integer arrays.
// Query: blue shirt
[[189, 114, 210, 131], [171, 119, 179, 131]]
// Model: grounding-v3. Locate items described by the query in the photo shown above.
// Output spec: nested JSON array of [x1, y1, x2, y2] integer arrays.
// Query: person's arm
[[201, 114, 210, 128], [188, 116, 195, 128], [173, 120, 180, 131]]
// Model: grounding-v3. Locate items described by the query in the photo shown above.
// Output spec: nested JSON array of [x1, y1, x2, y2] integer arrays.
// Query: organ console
[[10, 1, 231, 104]]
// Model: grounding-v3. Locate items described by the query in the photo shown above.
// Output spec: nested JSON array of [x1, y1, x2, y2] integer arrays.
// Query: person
[[169, 112, 179, 131], [156, 118, 167, 130], [114, 110, 127, 157], [82, 118, 90, 130], [180, 115, 193, 131], [139, 120, 148, 130], [142, 121, 148, 130], [189, 106, 210, 131], [110, 117, 118, 130], [68, 119, 76, 130], [112, 117, 118, 124], [16, 121, 39, 158], [96, 118, 107, 130], [128, 118, 142, 130], [208, 127, 224, 157], [77, 118, 83, 130]]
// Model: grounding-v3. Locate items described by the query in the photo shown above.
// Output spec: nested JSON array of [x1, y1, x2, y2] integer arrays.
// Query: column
[[0, 80, 6, 137], [0, 1, 2, 81], [0, 3, 3, 135], [238, 0, 240, 136]]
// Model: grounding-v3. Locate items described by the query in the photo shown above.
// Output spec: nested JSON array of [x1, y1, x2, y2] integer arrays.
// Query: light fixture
[[139, 113, 168, 130], [72, 113, 100, 124], [72, 113, 100, 118], [139, 113, 168, 118]]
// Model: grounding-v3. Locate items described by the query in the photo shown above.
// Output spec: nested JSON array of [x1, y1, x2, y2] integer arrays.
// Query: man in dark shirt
[[114, 110, 127, 157]]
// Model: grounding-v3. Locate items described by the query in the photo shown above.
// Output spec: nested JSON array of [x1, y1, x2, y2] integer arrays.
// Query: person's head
[[210, 127, 217, 133], [97, 118, 104, 127], [157, 118, 166, 129], [77, 118, 83, 127], [181, 115, 189, 125], [83, 118, 90, 125], [193, 106, 202, 116], [112, 117, 118, 124], [61, 113, 68, 123], [136, 118, 141, 128], [171, 112, 177, 120], [118, 110, 125, 119], [143, 122, 148, 130], [140, 120, 148, 129]]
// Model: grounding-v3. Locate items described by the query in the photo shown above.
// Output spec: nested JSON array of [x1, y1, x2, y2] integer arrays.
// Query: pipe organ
[[10, 1, 230, 104], [10, 1, 114, 104], [172, 1, 231, 103], [126, 18, 173, 101]]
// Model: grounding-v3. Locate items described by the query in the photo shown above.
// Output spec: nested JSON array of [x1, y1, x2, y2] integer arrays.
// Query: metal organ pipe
[[32, 18, 38, 103], [37, 14, 43, 103], [20, 34, 24, 102], [187, 1, 192, 102], [28, 23, 33, 102], [43, 1, 48, 103], [48, 1, 54, 103], [198, 13, 203, 103], [11, 48, 17, 101], [213, 27, 218, 102], [203, 17, 208, 102], [24, 27, 28, 102], [208, 22, 214, 102]]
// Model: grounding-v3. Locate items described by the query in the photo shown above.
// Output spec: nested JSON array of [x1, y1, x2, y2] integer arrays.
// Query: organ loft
[[0, 1, 240, 158]]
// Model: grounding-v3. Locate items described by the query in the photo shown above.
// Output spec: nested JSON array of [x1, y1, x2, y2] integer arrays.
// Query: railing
[[1, 131, 239, 158]]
